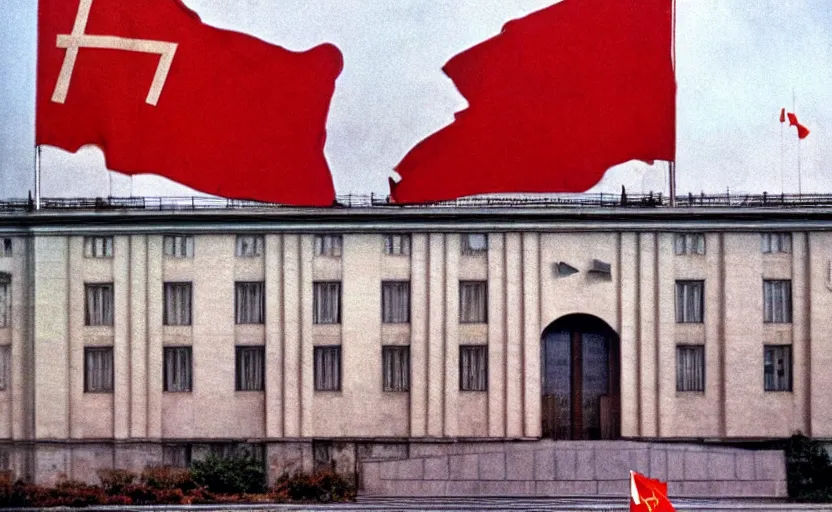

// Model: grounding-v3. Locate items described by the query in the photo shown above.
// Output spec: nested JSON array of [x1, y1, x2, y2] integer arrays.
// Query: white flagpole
[[793, 90, 802, 196], [35, 145, 42, 210], [780, 120, 784, 195], [668, 0, 677, 207]]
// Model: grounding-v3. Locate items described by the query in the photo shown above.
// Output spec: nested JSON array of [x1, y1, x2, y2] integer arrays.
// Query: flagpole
[[793, 90, 802, 196], [780, 121, 784, 195], [34, 145, 42, 211], [668, 0, 677, 208]]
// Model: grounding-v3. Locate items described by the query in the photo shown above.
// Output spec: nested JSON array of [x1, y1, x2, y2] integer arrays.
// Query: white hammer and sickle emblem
[[51, 0, 178, 106]]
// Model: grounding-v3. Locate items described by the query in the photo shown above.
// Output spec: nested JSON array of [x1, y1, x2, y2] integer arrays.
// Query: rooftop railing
[[3, 192, 832, 212]]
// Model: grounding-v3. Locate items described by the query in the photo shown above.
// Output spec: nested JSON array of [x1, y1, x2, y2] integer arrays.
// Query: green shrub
[[273, 469, 356, 503], [786, 432, 832, 502], [190, 453, 266, 495]]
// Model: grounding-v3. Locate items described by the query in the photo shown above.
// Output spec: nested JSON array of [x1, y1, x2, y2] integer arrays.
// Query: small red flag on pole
[[779, 108, 786, 123], [630, 471, 676, 512]]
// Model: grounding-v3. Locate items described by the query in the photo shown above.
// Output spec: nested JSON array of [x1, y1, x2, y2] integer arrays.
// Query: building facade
[[0, 200, 828, 483]]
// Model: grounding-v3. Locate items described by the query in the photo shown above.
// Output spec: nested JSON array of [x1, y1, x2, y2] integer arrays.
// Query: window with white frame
[[83, 236, 113, 258], [314, 346, 341, 391], [314, 235, 343, 257], [85, 283, 114, 326], [762, 233, 792, 254], [459, 281, 488, 324], [382, 346, 409, 392], [384, 234, 411, 256], [163, 235, 194, 258], [0, 345, 10, 391], [163, 282, 192, 326], [460, 345, 488, 391], [382, 281, 410, 324], [0, 239, 11, 257], [675, 280, 704, 323], [235, 282, 265, 324], [235, 235, 264, 258], [163, 347, 192, 392], [674, 233, 705, 255], [0, 274, 10, 328], [84, 347, 113, 393], [764, 345, 792, 392], [676, 345, 705, 392], [461, 233, 488, 256], [763, 280, 792, 323], [313, 282, 341, 324], [235, 346, 265, 391]]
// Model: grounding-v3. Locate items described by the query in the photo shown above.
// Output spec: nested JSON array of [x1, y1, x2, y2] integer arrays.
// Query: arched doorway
[[541, 314, 620, 440]]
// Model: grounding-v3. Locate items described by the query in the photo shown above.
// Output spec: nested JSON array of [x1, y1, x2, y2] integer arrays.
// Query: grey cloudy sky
[[0, 0, 830, 200]]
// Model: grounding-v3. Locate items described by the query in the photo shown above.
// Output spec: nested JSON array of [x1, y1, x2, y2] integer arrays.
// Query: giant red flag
[[390, 0, 676, 203], [37, 0, 343, 206]]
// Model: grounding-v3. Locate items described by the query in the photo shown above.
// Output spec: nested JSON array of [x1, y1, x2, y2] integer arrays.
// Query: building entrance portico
[[541, 314, 620, 440]]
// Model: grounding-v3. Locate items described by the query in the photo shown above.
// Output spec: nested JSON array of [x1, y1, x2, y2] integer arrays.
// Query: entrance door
[[541, 315, 620, 440]]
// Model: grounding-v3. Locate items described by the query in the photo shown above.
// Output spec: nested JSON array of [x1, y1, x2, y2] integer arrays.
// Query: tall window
[[84, 347, 114, 393], [0, 274, 10, 328], [85, 284, 114, 326], [235, 282, 265, 324], [314, 235, 343, 257], [235, 346, 265, 391], [236, 235, 264, 257], [0, 239, 11, 257], [382, 281, 410, 324], [313, 282, 341, 325], [163, 235, 193, 258], [676, 345, 705, 392], [762, 233, 792, 254], [460, 345, 488, 391], [674, 234, 705, 255], [0, 345, 10, 391], [84, 236, 113, 258], [461, 234, 488, 255], [763, 280, 792, 323], [675, 281, 704, 323], [384, 235, 411, 256], [382, 346, 410, 392], [314, 346, 341, 391], [163, 283, 192, 326], [459, 281, 488, 323], [764, 345, 792, 392], [164, 347, 192, 392]]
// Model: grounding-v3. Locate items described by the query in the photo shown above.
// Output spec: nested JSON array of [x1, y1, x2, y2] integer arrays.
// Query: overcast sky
[[1, 0, 830, 200]]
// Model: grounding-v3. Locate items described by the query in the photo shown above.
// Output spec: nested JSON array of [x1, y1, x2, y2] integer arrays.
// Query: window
[[382, 281, 410, 324], [163, 235, 193, 258], [235, 346, 265, 391], [235, 235, 264, 257], [313, 282, 341, 325], [314, 346, 341, 391], [764, 345, 792, 392], [461, 233, 488, 255], [674, 234, 705, 255], [314, 235, 342, 257], [459, 281, 488, 324], [163, 347, 192, 392], [762, 233, 792, 254], [84, 347, 113, 393], [384, 235, 411, 256], [235, 282, 265, 324], [0, 239, 11, 257], [382, 346, 409, 392], [763, 280, 792, 323], [85, 284, 114, 326], [460, 345, 488, 391], [676, 345, 705, 392], [163, 283, 192, 326], [0, 274, 10, 328], [83, 236, 113, 258], [0, 345, 10, 391], [675, 281, 704, 323], [163, 444, 192, 468]]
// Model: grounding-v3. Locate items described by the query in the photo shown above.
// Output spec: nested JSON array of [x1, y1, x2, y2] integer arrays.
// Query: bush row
[[0, 454, 356, 508]]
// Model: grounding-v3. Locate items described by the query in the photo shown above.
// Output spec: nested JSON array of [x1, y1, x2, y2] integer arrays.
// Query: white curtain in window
[[460, 346, 487, 391], [164, 283, 192, 325], [236, 236, 264, 257], [764, 346, 791, 391], [85, 348, 113, 392], [459, 282, 487, 323], [384, 235, 411, 256], [675, 281, 703, 323], [382, 282, 410, 323], [462, 234, 487, 255], [0, 345, 10, 390], [235, 282, 264, 324], [315, 235, 342, 257], [314, 347, 341, 391], [164, 236, 193, 258], [383, 346, 409, 392], [0, 282, 9, 328], [764, 280, 792, 323], [313, 282, 341, 324], [236, 347, 264, 391], [676, 346, 704, 392], [164, 347, 192, 392], [86, 285, 114, 326]]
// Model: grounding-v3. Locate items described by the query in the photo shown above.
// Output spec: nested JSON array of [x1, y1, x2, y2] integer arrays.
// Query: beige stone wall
[[0, 224, 829, 473]]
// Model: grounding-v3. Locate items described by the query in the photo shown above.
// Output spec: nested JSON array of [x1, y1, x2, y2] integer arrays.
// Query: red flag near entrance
[[630, 471, 676, 512], [37, 0, 343, 206], [390, 0, 676, 203]]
